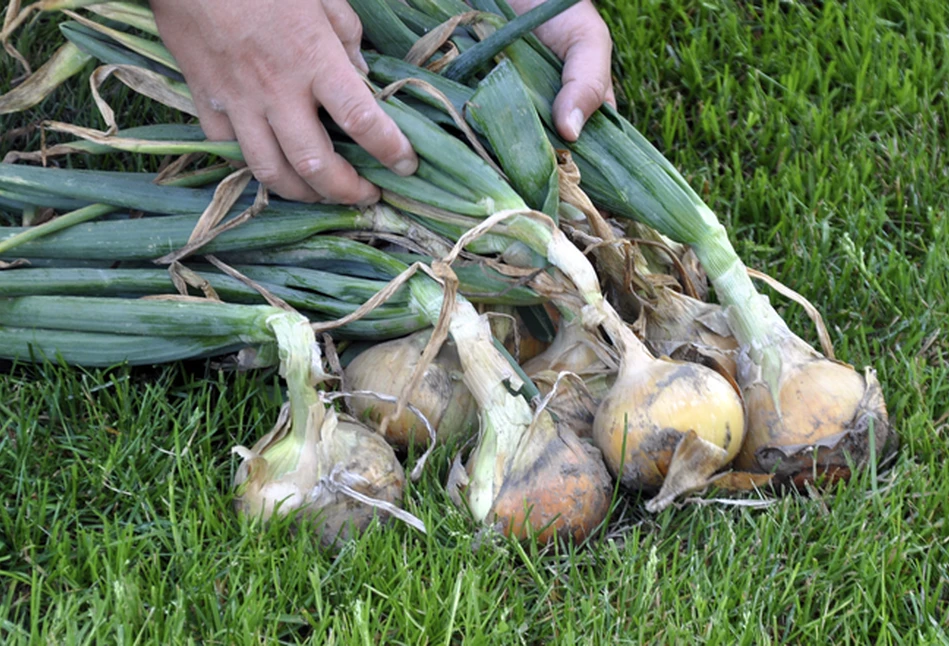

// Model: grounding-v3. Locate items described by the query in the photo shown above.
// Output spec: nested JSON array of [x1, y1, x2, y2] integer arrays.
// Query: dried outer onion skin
[[308, 416, 407, 546]]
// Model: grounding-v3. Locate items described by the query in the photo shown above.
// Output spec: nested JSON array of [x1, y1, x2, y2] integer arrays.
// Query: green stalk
[[59, 21, 182, 81], [0, 267, 417, 321], [442, 0, 580, 82], [0, 296, 278, 341], [84, 2, 160, 36], [467, 59, 559, 218], [0, 42, 92, 114], [0, 165, 233, 255], [60, 14, 179, 72], [0, 327, 249, 366], [268, 314, 323, 451], [348, 0, 421, 58], [0, 209, 375, 261]]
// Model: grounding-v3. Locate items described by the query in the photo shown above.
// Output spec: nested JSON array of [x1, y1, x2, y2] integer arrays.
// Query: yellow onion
[[345, 329, 477, 450], [232, 313, 410, 545], [592, 321, 745, 507], [479, 411, 612, 543], [447, 308, 612, 543], [734, 331, 890, 486]]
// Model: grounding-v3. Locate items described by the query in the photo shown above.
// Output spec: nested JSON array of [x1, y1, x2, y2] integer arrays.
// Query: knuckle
[[290, 153, 328, 179], [338, 102, 381, 139], [589, 76, 611, 101], [252, 166, 282, 187]]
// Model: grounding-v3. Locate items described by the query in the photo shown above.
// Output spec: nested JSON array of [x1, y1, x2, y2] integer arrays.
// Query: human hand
[[150, 0, 418, 204], [507, 0, 616, 142]]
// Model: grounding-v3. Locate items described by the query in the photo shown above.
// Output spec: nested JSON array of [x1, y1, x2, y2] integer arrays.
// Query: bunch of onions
[[478, 12, 891, 486], [352, 56, 747, 508], [352, 0, 889, 489], [234, 229, 615, 541]]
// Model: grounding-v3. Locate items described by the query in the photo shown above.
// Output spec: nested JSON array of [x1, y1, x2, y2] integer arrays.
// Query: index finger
[[312, 48, 418, 177]]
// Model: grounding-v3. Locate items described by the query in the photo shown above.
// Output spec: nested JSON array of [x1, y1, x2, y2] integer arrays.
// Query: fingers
[[321, 0, 368, 72], [228, 110, 322, 202], [314, 46, 418, 177], [552, 18, 614, 142], [269, 97, 380, 204], [151, 0, 416, 205]]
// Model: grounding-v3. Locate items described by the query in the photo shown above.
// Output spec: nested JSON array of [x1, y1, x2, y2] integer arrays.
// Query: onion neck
[[691, 222, 792, 392], [268, 313, 325, 450]]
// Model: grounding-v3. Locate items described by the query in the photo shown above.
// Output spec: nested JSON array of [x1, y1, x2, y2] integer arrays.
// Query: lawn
[[1, 0, 948, 643]]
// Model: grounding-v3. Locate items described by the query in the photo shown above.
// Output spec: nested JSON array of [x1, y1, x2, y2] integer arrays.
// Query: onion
[[733, 330, 890, 486], [592, 322, 745, 506], [345, 329, 477, 450], [232, 314, 407, 545], [483, 411, 612, 543], [448, 308, 612, 543]]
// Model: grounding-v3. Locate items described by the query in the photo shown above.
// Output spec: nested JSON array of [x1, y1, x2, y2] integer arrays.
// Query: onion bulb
[[733, 330, 890, 486], [345, 329, 477, 450], [232, 313, 407, 545], [592, 321, 745, 506], [448, 308, 612, 543]]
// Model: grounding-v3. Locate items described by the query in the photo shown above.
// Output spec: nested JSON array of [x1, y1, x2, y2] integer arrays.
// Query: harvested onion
[[232, 314, 407, 545], [345, 329, 477, 450]]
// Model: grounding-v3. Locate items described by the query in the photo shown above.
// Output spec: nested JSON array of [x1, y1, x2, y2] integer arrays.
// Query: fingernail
[[393, 157, 417, 177], [566, 108, 585, 140], [356, 52, 370, 74]]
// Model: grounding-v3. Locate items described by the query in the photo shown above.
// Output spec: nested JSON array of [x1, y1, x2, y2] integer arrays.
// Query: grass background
[[2, 0, 948, 642]]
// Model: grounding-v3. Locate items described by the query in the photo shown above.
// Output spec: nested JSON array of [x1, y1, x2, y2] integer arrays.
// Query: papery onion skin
[[346, 330, 477, 450], [309, 416, 407, 545]]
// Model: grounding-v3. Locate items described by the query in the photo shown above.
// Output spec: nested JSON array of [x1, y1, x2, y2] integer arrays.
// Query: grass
[[2, 0, 949, 642]]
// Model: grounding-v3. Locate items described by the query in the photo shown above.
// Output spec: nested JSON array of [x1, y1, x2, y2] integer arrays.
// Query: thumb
[[552, 31, 613, 142]]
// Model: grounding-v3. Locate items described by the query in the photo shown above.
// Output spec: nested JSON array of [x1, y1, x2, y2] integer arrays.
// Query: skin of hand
[[149, 0, 419, 204], [507, 0, 616, 142]]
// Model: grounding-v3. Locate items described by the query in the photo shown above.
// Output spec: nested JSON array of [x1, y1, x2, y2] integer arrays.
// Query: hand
[[150, 0, 418, 204], [508, 0, 616, 142]]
